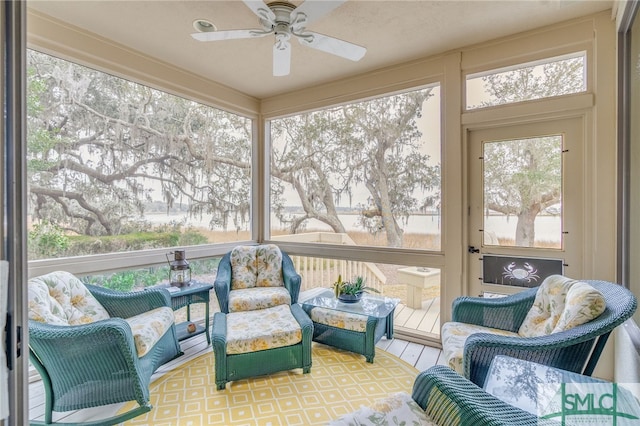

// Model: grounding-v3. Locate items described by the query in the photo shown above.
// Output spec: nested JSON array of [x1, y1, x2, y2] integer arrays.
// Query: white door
[[467, 118, 584, 297]]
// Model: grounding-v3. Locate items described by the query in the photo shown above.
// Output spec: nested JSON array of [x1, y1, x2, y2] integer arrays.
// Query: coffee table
[[301, 289, 399, 362]]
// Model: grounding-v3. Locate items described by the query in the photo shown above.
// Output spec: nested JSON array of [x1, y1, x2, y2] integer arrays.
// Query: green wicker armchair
[[331, 365, 544, 425], [413, 365, 543, 425], [28, 271, 182, 426], [214, 244, 301, 313], [441, 277, 637, 387]]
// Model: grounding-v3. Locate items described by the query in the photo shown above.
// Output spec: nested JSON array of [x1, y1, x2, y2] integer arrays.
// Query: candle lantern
[[167, 250, 191, 287]]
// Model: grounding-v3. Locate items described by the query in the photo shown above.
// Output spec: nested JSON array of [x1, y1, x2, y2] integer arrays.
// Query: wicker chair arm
[[412, 365, 542, 425], [29, 317, 138, 357], [452, 288, 537, 331], [87, 284, 171, 318], [462, 330, 605, 386], [214, 253, 232, 313], [282, 252, 301, 304], [28, 318, 149, 411]]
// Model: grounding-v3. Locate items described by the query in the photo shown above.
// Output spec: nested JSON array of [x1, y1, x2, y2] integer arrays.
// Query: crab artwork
[[502, 261, 540, 283]]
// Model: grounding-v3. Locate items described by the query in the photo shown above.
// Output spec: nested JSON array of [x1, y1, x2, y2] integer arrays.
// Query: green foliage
[[332, 275, 379, 296], [27, 227, 209, 260], [83, 257, 221, 292], [28, 221, 70, 258]]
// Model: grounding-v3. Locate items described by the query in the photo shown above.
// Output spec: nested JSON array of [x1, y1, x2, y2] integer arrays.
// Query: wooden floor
[[29, 325, 445, 424], [394, 297, 441, 336]]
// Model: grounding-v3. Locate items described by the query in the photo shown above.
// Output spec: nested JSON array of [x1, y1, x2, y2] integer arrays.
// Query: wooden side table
[[163, 281, 213, 345]]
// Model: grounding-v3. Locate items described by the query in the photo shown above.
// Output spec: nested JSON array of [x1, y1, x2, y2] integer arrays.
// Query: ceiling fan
[[191, 0, 367, 77]]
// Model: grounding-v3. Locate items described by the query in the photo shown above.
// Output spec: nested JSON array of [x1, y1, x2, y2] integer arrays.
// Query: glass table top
[[301, 289, 399, 318]]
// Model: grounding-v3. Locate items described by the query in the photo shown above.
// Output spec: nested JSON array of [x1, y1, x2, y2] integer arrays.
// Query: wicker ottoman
[[303, 306, 390, 363], [211, 303, 313, 390]]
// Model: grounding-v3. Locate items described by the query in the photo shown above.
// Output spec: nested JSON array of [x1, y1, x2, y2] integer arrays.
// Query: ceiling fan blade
[[241, 0, 276, 22], [298, 31, 366, 62], [291, 1, 346, 27], [191, 29, 268, 42], [273, 41, 291, 77]]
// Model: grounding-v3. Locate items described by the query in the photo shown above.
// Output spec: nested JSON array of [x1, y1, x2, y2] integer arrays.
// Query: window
[[26, 50, 253, 260], [466, 52, 587, 110], [269, 86, 441, 250], [482, 136, 563, 249]]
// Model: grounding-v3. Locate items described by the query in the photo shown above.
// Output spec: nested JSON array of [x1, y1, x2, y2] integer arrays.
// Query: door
[[468, 118, 584, 297]]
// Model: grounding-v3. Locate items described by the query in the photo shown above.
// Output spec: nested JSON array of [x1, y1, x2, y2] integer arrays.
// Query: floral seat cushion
[[226, 304, 302, 354], [125, 306, 175, 357], [28, 271, 110, 325], [228, 287, 292, 313], [518, 275, 606, 337], [309, 307, 368, 332], [329, 391, 437, 426], [440, 322, 519, 374]]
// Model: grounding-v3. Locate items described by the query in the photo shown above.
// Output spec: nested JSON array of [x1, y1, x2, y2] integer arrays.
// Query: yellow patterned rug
[[120, 343, 419, 425]]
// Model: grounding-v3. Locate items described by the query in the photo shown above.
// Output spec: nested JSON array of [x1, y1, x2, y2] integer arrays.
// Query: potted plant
[[333, 275, 379, 303]]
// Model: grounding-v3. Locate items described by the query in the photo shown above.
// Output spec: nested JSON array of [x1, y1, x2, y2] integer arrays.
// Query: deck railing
[[272, 232, 387, 293]]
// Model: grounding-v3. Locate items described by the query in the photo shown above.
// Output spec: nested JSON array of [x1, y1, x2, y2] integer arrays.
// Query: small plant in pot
[[333, 275, 379, 303]]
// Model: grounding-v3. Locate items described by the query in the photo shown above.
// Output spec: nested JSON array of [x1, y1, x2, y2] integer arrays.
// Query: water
[[145, 212, 561, 242]]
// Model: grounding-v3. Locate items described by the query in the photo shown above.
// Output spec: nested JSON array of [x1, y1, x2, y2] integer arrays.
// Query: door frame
[[466, 116, 586, 298]]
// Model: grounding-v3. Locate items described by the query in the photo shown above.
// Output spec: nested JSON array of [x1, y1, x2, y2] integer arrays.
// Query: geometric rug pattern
[[121, 343, 419, 425]]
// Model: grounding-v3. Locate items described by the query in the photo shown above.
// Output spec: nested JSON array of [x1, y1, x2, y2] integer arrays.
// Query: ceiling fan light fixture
[[193, 19, 217, 33], [191, 0, 366, 76]]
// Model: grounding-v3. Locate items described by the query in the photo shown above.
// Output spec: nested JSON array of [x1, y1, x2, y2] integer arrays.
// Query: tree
[[28, 49, 441, 252], [27, 50, 252, 237], [483, 137, 561, 246], [271, 89, 441, 247], [480, 57, 584, 246]]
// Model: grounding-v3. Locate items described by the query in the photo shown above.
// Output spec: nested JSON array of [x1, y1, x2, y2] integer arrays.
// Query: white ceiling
[[27, 0, 613, 99]]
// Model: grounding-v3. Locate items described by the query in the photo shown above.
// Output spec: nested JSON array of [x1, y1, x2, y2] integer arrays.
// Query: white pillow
[[518, 275, 605, 337]]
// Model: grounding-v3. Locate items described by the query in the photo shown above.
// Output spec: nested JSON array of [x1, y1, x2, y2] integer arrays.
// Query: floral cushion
[[228, 287, 292, 312], [256, 244, 284, 287], [125, 306, 175, 357], [230, 246, 258, 290], [230, 245, 285, 290], [28, 271, 110, 326], [310, 307, 368, 332], [226, 304, 302, 354], [518, 275, 605, 337], [440, 322, 519, 374], [552, 281, 606, 333], [328, 392, 437, 426]]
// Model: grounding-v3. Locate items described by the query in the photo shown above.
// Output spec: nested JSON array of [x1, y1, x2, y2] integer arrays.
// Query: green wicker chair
[[413, 365, 543, 425], [213, 244, 301, 313], [28, 271, 182, 426], [441, 278, 637, 387], [331, 365, 544, 425]]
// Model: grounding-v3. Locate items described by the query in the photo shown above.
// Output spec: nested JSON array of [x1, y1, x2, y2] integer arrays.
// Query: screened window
[[466, 52, 586, 110], [26, 50, 253, 260], [269, 86, 441, 250], [482, 136, 563, 249]]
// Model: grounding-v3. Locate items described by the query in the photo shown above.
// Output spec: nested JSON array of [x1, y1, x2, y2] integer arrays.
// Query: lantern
[[167, 250, 191, 287]]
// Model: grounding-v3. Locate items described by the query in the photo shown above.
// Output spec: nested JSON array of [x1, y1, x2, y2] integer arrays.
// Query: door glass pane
[[482, 136, 562, 249]]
